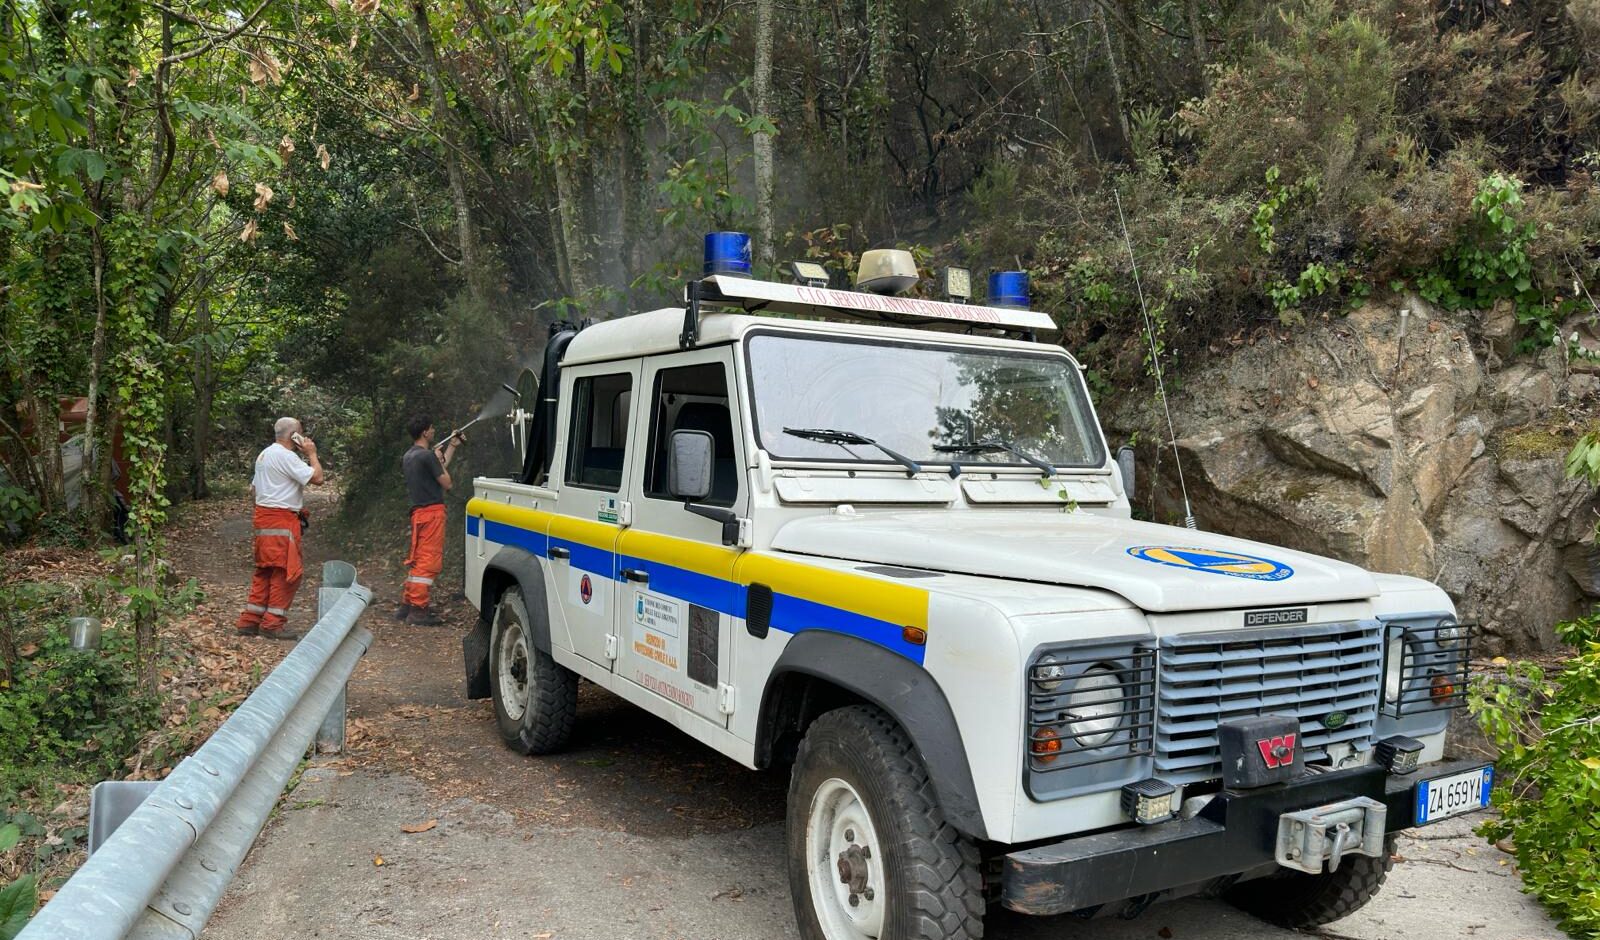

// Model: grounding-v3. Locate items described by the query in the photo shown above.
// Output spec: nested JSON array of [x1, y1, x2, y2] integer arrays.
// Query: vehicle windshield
[[746, 332, 1105, 468]]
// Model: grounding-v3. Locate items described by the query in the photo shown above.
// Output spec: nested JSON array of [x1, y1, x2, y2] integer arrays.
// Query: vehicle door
[[548, 362, 640, 669], [614, 349, 744, 724]]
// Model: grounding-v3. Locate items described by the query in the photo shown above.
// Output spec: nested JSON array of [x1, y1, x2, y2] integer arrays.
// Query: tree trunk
[[85, 228, 110, 521], [752, 0, 777, 272], [1185, 0, 1209, 92], [864, 0, 893, 234], [409, 0, 482, 301], [1094, 1, 1132, 156]]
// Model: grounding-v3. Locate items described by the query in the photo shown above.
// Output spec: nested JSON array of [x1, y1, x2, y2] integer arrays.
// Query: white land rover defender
[[461, 235, 1489, 940]]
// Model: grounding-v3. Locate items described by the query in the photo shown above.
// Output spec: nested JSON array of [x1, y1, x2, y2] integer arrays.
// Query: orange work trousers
[[237, 506, 304, 633], [403, 503, 446, 608]]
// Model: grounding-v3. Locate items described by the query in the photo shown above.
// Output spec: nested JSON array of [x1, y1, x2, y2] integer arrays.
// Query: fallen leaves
[[373, 854, 385, 866], [399, 818, 437, 833]]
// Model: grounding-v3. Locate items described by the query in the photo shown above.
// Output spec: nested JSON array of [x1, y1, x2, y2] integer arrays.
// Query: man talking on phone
[[396, 415, 459, 625], [236, 417, 324, 640]]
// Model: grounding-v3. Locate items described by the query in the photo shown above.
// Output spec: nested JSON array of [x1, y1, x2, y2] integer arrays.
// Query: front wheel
[[787, 706, 984, 940], [1224, 835, 1395, 928], [489, 586, 577, 754]]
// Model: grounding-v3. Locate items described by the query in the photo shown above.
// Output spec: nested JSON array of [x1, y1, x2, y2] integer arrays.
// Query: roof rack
[[678, 275, 1056, 349]]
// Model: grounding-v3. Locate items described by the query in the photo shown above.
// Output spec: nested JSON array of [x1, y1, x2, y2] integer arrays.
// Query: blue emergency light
[[989, 270, 1030, 309], [703, 232, 753, 277]]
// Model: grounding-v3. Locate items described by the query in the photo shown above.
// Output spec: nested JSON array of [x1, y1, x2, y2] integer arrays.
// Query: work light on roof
[[789, 260, 830, 288], [703, 231, 752, 277], [989, 270, 1031, 309], [941, 266, 972, 304]]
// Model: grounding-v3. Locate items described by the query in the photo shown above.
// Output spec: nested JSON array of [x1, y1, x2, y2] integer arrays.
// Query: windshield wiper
[[782, 427, 922, 478], [933, 440, 1056, 477]]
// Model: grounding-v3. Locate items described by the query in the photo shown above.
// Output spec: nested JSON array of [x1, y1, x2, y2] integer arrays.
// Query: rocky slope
[[1106, 296, 1599, 653]]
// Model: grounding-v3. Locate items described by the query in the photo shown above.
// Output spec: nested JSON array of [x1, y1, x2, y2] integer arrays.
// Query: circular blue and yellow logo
[[1126, 546, 1294, 581]]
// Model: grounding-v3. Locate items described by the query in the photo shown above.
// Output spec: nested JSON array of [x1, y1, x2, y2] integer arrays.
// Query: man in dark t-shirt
[[397, 415, 459, 624]]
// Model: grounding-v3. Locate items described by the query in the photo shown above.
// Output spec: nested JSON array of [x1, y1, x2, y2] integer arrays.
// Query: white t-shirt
[[252, 443, 314, 510]]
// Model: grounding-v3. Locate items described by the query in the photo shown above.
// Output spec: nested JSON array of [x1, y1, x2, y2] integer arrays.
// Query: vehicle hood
[[770, 510, 1379, 612]]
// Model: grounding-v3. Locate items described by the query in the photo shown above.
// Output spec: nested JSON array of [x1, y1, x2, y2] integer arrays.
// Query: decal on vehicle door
[[569, 568, 605, 614], [632, 592, 682, 669], [1126, 546, 1294, 582]]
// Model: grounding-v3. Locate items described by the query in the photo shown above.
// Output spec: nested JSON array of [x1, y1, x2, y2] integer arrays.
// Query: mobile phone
[[292, 432, 306, 447]]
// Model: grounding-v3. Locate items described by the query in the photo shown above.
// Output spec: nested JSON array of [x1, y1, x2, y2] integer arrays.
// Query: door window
[[566, 372, 633, 491], [643, 362, 738, 507]]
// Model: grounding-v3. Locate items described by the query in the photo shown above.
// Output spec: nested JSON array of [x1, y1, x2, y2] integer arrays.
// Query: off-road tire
[[489, 586, 577, 754], [787, 705, 984, 940], [1224, 835, 1396, 929]]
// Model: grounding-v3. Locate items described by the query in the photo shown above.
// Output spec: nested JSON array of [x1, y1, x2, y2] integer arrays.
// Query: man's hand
[[436, 432, 462, 467], [301, 436, 326, 485]]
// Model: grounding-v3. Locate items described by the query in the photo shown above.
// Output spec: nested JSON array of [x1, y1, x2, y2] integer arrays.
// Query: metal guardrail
[[20, 561, 373, 940]]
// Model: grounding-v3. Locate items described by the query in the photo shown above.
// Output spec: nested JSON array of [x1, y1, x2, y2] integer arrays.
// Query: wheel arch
[[464, 545, 553, 700], [756, 631, 988, 840]]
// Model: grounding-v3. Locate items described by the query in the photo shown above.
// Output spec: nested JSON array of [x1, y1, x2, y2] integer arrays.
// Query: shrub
[[1471, 610, 1600, 938], [0, 621, 159, 796]]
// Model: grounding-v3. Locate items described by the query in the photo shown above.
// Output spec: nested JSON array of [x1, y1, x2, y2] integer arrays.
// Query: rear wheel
[[1224, 836, 1395, 928], [787, 706, 984, 940], [489, 587, 576, 754]]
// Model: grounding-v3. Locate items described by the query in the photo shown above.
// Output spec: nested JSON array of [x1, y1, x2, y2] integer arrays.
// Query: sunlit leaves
[[523, 0, 629, 77]]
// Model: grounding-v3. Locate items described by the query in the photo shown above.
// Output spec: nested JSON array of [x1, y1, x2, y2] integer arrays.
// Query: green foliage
[[0, 620, 160, 796], [0, 869, 34, 940], [1268, 262, 1350, 322], [1570, 431, 1600, 489], [0, 487, 41, 539], [1415, 174, 1557, 353], [1471, 610, 1600, 937], [1250, 166, 1318, 255]]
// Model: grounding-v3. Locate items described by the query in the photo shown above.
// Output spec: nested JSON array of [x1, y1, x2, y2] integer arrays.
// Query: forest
[[2, 0, 1600, 932], [3, 0, 1598, 561]]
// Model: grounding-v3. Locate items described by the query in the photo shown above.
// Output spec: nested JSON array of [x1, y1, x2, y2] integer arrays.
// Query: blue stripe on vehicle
[[469, 513, 925, 664]]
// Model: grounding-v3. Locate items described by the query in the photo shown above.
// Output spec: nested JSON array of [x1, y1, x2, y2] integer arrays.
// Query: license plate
[[1415, 765, 1493, 825]]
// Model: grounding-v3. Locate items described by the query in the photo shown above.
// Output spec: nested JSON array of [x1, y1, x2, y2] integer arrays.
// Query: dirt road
[[173, 493, 1561, 940]]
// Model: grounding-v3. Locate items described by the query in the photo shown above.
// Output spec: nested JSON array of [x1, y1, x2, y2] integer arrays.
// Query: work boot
[[407, 605, 443, 626], [235, 623, 261, 637], [261, 626, 302, 642], [391, 603, 411, 622]]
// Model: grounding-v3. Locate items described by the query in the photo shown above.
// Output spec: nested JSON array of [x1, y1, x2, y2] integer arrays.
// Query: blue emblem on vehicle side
[[1126, 546, 1294, 581]]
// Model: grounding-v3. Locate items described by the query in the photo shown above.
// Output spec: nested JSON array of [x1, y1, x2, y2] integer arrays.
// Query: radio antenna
[[1113, 186, 1198, 530]]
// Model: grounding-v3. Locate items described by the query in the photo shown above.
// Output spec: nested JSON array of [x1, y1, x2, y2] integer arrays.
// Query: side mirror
[[1116, 445, 1136, 498], [668, 429, 714, 503]]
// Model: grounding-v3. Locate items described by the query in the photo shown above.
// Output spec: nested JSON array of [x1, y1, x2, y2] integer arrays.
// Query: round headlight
[[1034, 653, 1070, 692], [1065, 665, 1124, 748], [1384, 634, 1406, 702], [1435, 617, 1463, 647]]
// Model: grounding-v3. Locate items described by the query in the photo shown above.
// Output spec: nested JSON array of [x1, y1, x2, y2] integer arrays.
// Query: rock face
[[1105, 296, 1598, 654]]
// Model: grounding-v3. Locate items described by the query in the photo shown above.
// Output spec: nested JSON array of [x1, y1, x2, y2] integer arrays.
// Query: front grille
[[1155, 621, 1383, 784]]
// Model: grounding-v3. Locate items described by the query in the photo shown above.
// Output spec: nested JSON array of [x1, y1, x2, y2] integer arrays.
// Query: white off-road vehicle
[[461, 237, 1489, 940]]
